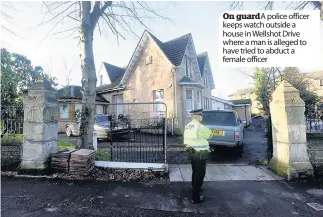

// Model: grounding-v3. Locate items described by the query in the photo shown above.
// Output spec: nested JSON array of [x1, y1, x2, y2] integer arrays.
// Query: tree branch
[[91, 1, 112, 30]]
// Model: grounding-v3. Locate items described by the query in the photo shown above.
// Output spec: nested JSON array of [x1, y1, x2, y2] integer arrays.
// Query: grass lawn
[[2, 134, 109, 161]]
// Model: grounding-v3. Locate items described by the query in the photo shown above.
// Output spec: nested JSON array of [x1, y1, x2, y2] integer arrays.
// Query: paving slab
[[217, 165, 255, 180], [239, 165, 276, 181], [205, 166, 231, 181], [169, 167, 183, 182]]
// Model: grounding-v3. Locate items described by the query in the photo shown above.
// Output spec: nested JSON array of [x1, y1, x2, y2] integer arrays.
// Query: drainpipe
[[171, 67, 176, 136]]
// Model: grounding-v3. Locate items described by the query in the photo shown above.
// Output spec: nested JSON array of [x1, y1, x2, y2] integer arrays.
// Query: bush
[[57, 141, 76, 150], [1, 134, 23, 144], [96, 150, 110, 161]]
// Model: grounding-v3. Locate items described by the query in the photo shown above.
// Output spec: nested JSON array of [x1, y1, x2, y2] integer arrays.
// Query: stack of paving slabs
[[51, 149, 76, 173], [69, 149, 96, 175]]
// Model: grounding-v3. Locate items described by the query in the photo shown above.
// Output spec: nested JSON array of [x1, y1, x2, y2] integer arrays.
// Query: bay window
[[197, 91, 202, 109]]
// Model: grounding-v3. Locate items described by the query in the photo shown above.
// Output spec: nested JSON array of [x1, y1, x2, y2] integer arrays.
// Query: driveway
[[167, 129, 267, 165], [58, 129, 268, 165]]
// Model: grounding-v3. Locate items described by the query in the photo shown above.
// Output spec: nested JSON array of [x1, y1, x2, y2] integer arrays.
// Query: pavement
[[169, 164, 283, 182], [2, 176, 323, 217]]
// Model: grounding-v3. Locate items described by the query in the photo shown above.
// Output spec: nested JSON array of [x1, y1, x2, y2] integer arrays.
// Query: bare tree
[[42, 1, 171, 149]]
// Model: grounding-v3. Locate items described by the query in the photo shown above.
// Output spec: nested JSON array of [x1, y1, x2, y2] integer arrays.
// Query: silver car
[[66, 115, 112, 139], [202, 110, 245, 154]]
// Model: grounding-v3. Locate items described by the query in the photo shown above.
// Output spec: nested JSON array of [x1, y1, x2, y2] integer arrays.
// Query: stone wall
[[1, 141, 22, 170], [307, 134, 323, 178]]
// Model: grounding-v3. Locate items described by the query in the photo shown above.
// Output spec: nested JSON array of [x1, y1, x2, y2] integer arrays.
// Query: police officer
[[184, 109, 213, 204]]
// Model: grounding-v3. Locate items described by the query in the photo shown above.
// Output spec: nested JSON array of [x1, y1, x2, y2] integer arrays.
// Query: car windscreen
[[202, 111, 236, 126], [96, 116, 109, 124]]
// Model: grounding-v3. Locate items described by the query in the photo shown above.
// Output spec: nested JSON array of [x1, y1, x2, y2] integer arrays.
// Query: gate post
[[269, 81, 313, 180], [19, 79, 58, 174]]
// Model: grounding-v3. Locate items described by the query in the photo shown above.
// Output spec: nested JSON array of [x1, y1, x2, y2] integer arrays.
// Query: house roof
[[98, 30, 214, 92], [197, 52, 207, 75], [57, 85, 107, 102], [103, 63, 126, 83], [211, 96, 234, 106], [305, 71, 323, 80], [228, 88, 255, 97], [179, 76, 196, 83]]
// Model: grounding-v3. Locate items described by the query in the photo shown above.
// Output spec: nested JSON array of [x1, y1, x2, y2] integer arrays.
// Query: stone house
[[56, 86, 108, 133], [228, 88, 263, 116], [96, 31, 217, 134]]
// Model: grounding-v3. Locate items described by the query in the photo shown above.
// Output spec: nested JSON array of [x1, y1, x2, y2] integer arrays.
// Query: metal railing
[[1, 105, 24, 136], [305, 103, 323, 133]]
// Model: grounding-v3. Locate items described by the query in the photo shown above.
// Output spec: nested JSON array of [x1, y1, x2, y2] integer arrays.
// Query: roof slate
[[197, 53, 207, 75], [103, 63, 126, 83], [57, 86, 107, 102]]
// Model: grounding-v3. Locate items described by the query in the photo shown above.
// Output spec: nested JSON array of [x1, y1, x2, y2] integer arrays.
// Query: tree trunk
[[78, 1, 97, 149]]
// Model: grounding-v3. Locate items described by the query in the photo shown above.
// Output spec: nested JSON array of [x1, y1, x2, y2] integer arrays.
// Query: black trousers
[[190, 151, 207, 202]]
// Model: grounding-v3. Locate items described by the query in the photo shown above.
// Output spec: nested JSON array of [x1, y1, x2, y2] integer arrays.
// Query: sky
[[1, 1, 323, 99]]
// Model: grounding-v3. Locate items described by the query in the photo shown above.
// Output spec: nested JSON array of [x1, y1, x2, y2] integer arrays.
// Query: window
[[153, 89, 165, 112], [203, 97, 210, 109], [146, 56, 152, 65], [204, 75, 208, 87], [197, 91, 202, 109], [185, 55, 192, 78], [320, 79, 323, 86], [96, 105, 103, 114], [100, 75, 103, 85], [186, 89, 194, 116], [60, 104, 69, 119], [115, 95, 123, 115]]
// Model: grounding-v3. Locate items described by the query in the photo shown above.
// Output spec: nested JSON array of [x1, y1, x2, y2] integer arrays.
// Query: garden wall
[[307, 133, 323, 178], [1, 137, 22, 170]]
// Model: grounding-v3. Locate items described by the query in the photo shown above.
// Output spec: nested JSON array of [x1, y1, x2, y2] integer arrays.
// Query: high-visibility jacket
[[184, 119, 213, 152]]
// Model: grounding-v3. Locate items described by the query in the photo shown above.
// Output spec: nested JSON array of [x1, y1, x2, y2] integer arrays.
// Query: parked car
[[65, 115, 126, 139], [202, 110, 245, 154]]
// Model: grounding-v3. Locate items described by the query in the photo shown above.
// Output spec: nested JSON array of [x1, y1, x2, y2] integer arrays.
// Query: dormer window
[[185, 55, 192, 78]]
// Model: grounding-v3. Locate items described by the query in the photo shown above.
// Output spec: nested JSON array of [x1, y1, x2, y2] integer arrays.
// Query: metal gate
[[99, 102, 167, 164]]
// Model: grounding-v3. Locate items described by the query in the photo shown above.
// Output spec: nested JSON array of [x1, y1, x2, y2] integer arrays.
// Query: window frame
[[320, 79, 323, 86], [186, 89, 194, 116], [100, 75, 103, 85], [185, 55, 192, 78], [153, 89, 165, 112], [96, 104, 104, 115], [59, 103, 69, 119], [197, 90, 202, 109], [115, 95, 124, 115]]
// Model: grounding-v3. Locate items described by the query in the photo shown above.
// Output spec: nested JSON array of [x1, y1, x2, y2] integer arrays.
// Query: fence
[[1, 105, 24, 170], [60, 102, 167, 164], [1, 105, 24, 135], [305, 103, 323, 133]]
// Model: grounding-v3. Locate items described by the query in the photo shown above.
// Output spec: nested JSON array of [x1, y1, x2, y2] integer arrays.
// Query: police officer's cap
[[190, 109, 203, 115]]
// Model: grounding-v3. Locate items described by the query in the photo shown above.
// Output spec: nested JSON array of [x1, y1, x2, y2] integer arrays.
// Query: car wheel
[[66, 126, 73, 137]]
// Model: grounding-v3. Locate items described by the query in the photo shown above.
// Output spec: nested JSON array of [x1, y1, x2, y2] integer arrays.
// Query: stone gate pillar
[[269, 81, 313, 180], [19, 79, 58, 174]]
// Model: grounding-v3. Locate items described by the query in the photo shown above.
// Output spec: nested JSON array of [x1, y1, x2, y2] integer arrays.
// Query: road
[[2, 176, 323, 217]]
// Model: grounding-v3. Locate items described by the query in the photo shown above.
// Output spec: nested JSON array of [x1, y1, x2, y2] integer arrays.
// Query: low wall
[[307, 133, 323, 178], [1, 141, 22, 170]]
